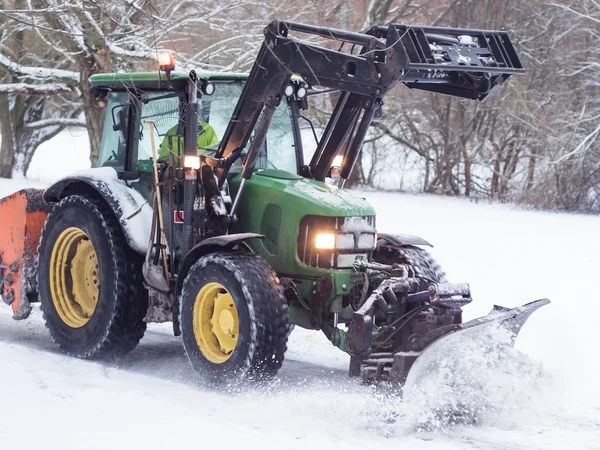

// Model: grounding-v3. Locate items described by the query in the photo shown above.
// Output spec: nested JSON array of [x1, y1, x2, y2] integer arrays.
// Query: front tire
[[373, 242, 461, 323], [179, 252, 288, 384], [37, 195, 148, 359], [374, 244, 447, 286]]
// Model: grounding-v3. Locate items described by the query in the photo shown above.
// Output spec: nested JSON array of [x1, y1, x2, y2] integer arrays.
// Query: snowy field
[[1, 146, 599, 448]]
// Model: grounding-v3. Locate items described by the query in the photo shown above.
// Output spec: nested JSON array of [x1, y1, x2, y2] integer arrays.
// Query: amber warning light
[[158, 52, 175, 73]]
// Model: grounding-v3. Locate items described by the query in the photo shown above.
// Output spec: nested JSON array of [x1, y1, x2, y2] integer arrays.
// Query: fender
[[43, 167, 153, 254], [176, 233, 264, 294], [377, 232, 433, 248]]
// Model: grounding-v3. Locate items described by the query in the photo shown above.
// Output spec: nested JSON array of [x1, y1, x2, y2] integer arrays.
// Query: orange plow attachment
[[0, 189, 51, 319]]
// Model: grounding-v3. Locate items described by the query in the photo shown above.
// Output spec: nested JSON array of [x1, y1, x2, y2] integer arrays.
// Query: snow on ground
[[1, 174, 599, 448], [25, 126, 91, 182]]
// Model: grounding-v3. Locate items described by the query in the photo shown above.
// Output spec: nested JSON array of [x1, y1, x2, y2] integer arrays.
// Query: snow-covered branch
[[549, 2, 600, 25], [0, 54, 80, 82], [552, 122, 600, 165], [371, 121, 432, 160], [107, 44, 156, 60], [0, 82, 72, 94], [23, 118, 86, 129]]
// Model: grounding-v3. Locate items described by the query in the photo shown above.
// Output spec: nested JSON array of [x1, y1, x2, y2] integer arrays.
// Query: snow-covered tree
[[0, 0, 190, 175], [0, 0, 344, 176], [1, 0, 598, 212]]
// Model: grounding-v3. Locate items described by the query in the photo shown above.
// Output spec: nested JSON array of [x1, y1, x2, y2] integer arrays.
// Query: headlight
[[183, 155, 201, 170], [298, 216, 376, 269], [201, 80, 215, 95], [296, 86, 307, 98], [357, 233, 377, 249], [315, 233, 335, 249], [284, 85, 295, 97]]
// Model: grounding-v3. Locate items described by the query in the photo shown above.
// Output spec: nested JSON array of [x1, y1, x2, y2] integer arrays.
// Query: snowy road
[[1, 180, 599, 449]]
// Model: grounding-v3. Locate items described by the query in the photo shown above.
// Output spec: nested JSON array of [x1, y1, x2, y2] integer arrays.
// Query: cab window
[[96, 82, 299, 175], [138, 93, 181, 171], [97, 91, 129, 169]]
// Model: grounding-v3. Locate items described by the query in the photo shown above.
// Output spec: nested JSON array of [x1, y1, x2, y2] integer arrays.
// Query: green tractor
[[0, 21, 549, 385]]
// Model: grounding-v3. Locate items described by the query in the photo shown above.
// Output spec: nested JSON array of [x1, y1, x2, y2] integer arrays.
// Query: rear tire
[[37, 195, 148, 359], [179, 251, 288, 384]]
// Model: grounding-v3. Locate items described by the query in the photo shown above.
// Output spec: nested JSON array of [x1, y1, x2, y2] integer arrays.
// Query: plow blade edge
[[388, 299, 550, 385]]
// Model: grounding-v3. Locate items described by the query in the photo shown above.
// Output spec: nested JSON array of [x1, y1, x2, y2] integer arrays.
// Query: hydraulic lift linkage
[[210, 20, 524, 196]]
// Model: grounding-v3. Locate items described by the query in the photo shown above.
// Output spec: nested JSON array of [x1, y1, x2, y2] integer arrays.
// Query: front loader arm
[[215, 20, 525, 185], [214, 21, 389, 184]]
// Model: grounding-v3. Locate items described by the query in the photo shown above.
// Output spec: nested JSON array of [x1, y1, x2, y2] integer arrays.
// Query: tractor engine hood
[[228, 169, 376, 277], [237, 169, 376, 217]]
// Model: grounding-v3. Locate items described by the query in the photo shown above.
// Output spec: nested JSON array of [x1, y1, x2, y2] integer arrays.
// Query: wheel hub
[[49, 227, 100, 328], [193, 282, 239, 364]]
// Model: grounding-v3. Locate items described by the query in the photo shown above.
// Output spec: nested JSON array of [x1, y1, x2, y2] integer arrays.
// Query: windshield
[[201, 82, 298, 173], [131, 82, 298, 174]]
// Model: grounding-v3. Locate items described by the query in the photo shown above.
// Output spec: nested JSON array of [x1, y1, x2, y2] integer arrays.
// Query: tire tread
[[37, 195, 148, 359], [180, 251, 288, 381]]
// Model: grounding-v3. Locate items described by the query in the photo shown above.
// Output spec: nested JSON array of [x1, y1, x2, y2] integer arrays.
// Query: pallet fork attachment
[[213, 20, 525, 192]]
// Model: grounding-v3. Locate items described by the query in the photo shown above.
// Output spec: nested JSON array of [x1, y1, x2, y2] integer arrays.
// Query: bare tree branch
[[0, 53, 79, 82], [23, 117, 86, 129], [0, 82, 72, 94]]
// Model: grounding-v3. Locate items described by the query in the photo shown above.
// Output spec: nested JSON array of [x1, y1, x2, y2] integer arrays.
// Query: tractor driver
[[158, 120, 219, 161]]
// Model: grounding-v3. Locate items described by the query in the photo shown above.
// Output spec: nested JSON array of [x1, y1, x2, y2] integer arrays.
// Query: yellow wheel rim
[[49, 227, 100, 328], [192, 282, 239, 364]]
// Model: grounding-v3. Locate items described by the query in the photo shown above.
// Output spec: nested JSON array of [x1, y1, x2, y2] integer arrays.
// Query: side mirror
[[114, 108, 128, 145], [111, 104, 127, 131], [90, 86, 109, 100]]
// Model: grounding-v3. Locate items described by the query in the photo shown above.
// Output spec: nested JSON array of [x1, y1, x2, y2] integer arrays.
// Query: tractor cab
[[89, 69, 315, 271], [93, 71, 304, 180]]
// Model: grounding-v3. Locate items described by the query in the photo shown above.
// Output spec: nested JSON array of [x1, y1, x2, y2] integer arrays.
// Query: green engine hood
[[235, 169, 375, 217], [228, 170, 375, 278]]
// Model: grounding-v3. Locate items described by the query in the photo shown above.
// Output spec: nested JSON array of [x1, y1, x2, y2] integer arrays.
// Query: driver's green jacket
[[158, 121, 219, 160]]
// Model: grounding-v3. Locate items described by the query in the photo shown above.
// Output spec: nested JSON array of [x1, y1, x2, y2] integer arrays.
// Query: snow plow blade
[[0, 189, 52, 320], [365, 299, 550, 385]]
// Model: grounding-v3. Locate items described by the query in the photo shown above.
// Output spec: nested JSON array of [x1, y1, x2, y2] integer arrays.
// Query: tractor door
[[96, 90, 185, 256]]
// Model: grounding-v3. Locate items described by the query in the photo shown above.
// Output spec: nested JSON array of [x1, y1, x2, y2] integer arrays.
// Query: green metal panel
[[229, 169, 375, 279], [228, 168, 372, 328], [89, 71, 249, 85], [260, 203, 282, 256], [89, 71, 303, 90]]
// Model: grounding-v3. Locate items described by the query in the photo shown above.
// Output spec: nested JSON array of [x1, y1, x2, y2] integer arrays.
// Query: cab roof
[[89, 71, 303, 91], [89, 71, 248, 92]]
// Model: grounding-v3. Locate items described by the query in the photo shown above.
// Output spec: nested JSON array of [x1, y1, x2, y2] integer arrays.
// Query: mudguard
[[176, 233, 264, 294], [43, 167, 152, 254], [378, 232, 433, 248]]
